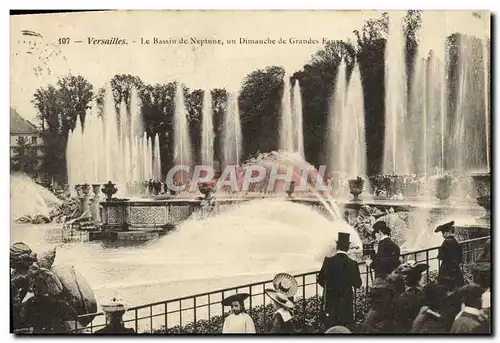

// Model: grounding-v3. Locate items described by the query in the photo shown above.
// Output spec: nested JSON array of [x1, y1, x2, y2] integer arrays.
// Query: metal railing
[[68, 236, 489, 334]]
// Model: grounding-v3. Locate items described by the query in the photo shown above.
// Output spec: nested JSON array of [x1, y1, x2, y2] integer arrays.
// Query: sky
[[10, 10, 490, 124]]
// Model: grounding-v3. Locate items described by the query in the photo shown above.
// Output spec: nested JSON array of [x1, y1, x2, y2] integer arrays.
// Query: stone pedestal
[[100, 200, 129, 231]]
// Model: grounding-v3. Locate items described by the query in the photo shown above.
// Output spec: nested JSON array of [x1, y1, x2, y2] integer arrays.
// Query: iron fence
[[66, 235, 489, 334]]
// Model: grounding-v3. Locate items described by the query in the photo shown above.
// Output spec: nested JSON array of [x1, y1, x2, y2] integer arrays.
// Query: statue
[[10, 242, 97, 333]]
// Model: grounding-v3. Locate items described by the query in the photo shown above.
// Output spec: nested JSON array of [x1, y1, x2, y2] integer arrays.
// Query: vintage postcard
[[10, 10, 491, 335]]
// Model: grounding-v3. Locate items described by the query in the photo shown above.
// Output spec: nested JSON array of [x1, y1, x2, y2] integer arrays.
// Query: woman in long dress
[[221, 293, 256, 334]]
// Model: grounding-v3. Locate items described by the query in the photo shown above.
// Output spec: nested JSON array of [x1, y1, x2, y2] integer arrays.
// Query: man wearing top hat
[[366, 221, 401, 278], [435, 221, 464, 289], [317, 232, 362, 330]]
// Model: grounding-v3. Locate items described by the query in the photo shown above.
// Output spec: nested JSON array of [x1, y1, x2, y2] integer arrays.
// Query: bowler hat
[[434, 221, 455, 233], [222, 293, 250, 306]]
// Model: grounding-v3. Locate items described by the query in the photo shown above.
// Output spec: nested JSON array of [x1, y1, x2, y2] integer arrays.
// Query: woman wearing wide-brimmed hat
[[221, 293, 256, 334], [265, 273, 298, 334]]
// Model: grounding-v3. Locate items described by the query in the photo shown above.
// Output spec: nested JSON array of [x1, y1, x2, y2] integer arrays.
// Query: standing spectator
[[393, 262, 428, 332], [317, 232, 362, 330], [221, 293, 256, 334], [366, 221, 401, 278], [265, 288, 295, 334], [451, 284, 490, 333], [435, 221, 464, 289], [411, 283, 448, 333], [94, 298, 135, 334], [439, 276, 463, 331], [361, 277, 397, 333]]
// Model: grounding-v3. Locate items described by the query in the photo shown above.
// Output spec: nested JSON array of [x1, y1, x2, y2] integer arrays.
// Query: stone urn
[[435, 175, 452, 201], [101, 181, 118, 201], [198, 181, 216, 200], [471, 172, 491, 220], [347, 177, 364, 202]]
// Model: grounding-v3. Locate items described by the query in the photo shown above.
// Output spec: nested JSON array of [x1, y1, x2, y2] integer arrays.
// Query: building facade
[[10, 107, 47, 183]]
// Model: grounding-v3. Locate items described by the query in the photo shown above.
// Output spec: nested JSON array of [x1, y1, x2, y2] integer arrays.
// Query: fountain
[[201, 90, 214, 166], [66, 84, 153, 196], [222, 92, 242, 167], [292, 80, 304, 157], [382, 12, 411, 175], [279, 74, 294, 152], [326, 62, 367, 197], [326, 62, 346, 178], [173, 82, 193, 184]]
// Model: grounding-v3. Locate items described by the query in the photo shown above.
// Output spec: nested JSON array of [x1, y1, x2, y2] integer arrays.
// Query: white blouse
[[222, 313, 256, 334]]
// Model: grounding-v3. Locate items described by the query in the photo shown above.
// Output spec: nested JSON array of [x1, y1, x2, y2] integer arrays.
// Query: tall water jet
[[483, 38, 490, 171], [342, 64, 367, 179], [326, 62, 346, 176], [103, 82, 119, 182], [223, 92, 242, 166], [383, 12, 411, 175], [173, 82, 193, 183], [154, 134, 162, 180], [292, 80, 304, 157], [130, 88, 143, 180], [201, 90, 214, 165], [450, 35, 489, 175], [279, 74, 293, 152]]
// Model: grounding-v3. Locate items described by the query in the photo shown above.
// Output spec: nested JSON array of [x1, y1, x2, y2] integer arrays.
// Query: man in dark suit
[[366, 221, 401, 278], [317, 232, 362, 330], [435, 221, 464, 289]]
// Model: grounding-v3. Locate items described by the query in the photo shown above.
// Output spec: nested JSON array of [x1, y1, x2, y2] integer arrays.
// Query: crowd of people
[[88, 220, 490, 335]]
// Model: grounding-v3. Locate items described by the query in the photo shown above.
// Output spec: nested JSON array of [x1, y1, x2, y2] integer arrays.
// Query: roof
[[10, 107, 37, 134]]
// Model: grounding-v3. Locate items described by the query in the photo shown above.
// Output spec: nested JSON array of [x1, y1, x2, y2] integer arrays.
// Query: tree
[[239, 66, 284, 158], [11, 136, 39, 176], [32, 75, 94, 183]]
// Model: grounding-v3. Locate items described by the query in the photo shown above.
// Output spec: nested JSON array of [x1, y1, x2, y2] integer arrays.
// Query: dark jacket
[[361, 286, 396, 333], [371, 237, 401, 277], [437, 236, 464, 288], [266, 311, 293, 334], [393, 287, 425, 333], [451, 310, 490, 334], [317, 252, 362, 329], [441, 291, 462, 331], [94, 323, 136, 334], [410, 307, 447, 333]]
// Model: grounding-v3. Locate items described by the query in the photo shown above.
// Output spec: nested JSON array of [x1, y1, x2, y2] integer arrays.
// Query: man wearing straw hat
[[317, 232, 362, 330], [94, 298, 135, 334]]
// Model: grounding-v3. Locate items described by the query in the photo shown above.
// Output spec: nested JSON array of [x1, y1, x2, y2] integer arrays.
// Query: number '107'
[[58, 37, 70, 44]]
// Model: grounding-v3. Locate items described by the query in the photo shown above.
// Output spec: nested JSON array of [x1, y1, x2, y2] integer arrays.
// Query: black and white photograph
[[9, 10, 491, 335]]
